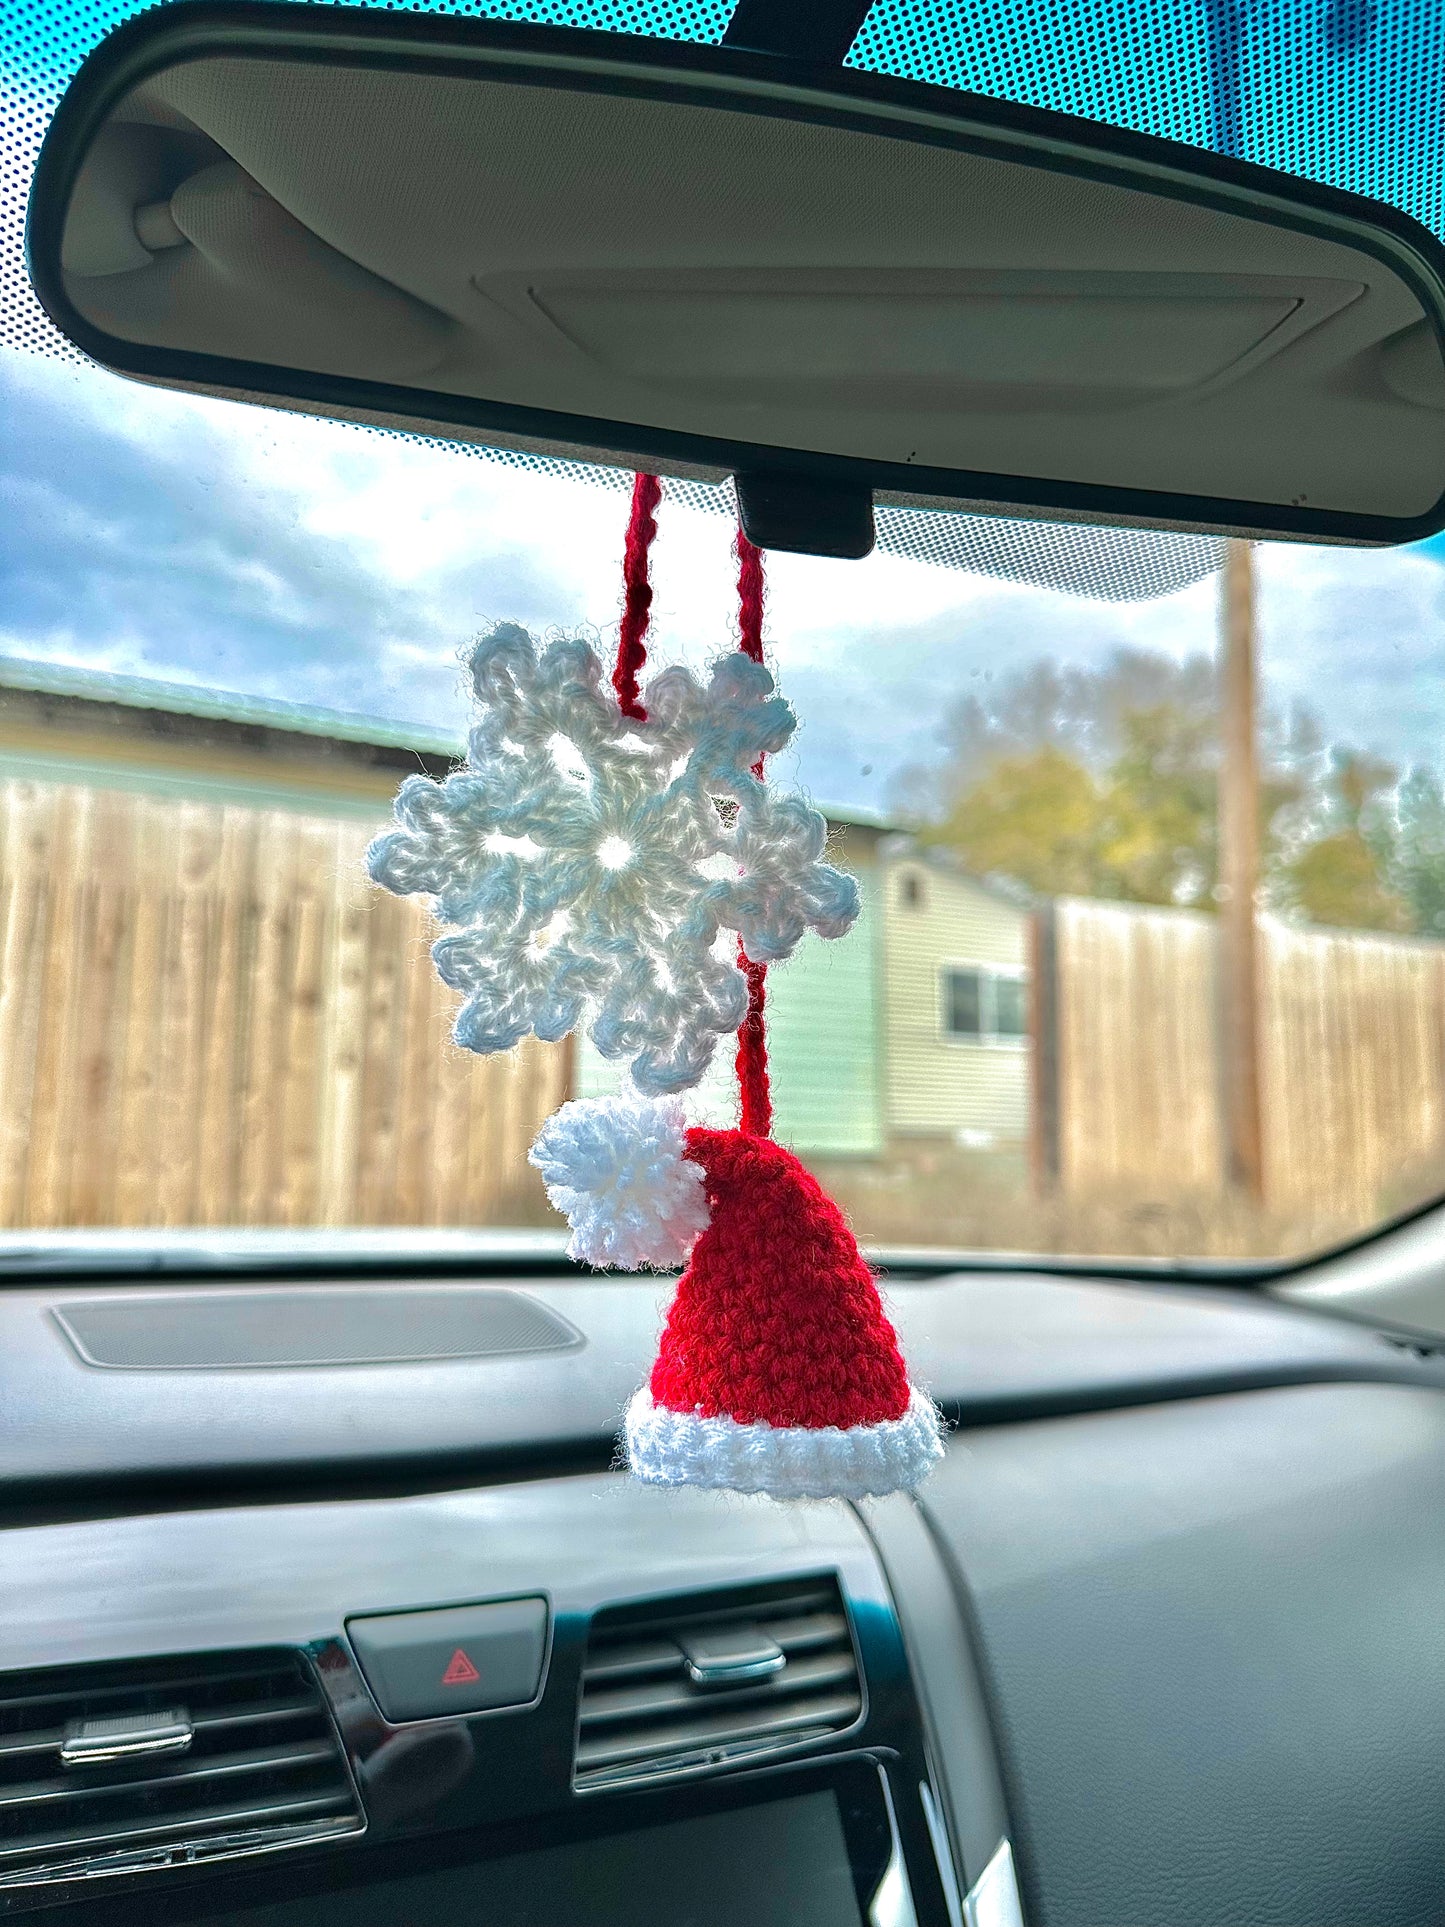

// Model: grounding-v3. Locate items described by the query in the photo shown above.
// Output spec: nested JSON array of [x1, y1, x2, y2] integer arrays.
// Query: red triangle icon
[[441, 1647, 480, 1687]]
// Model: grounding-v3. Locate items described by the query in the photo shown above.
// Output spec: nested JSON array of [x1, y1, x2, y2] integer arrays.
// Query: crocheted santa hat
[[530, 1093, 943, 1500]]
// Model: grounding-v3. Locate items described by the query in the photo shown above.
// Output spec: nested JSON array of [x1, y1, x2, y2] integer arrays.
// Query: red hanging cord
[[611, 486, 772, 1135], [733, 528, 773, 1139], [736, 529, 766, 675], [612, 472, 662, 720]]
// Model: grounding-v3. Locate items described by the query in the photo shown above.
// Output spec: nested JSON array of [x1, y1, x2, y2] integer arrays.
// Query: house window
[[994, 974, 1029, 1040], [899, 871, 925, 910], [944, 968, 983, 1037], [942, 966, 1029, 1044]]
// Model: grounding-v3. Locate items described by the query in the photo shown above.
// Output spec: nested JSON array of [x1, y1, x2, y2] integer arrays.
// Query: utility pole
[[1217, 539, 1264, 1200]]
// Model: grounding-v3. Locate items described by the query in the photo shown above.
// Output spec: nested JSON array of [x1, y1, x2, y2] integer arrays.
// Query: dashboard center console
[[0, 1473, 970, 1927]]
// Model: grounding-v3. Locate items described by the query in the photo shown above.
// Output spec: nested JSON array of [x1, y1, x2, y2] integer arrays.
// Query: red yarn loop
[[736, 530, 766, 668], [613, 472, 662, 721], [732, 526, 773, 1139], [609, 491, 775, 1137], [736, 950, 772, 1139]]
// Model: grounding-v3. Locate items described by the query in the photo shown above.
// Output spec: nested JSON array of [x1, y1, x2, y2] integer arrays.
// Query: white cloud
[[1256, 541, 1445, 768], [9, 346, 1445, 815]]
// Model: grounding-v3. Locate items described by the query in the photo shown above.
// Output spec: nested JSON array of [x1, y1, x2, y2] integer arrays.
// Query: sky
[[7, 345, 1445, 819], [7, 0, 1445, 816]]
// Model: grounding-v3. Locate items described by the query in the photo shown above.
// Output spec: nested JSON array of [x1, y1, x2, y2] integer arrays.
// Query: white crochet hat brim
[[623, 1385, 945, 1500]]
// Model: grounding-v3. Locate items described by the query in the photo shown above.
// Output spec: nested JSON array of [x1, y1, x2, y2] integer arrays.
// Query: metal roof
[[0, 651, 463, 758], [0, 652, 899, 831]]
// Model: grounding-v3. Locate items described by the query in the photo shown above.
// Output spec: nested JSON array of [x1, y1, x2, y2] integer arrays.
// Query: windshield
[[5, 0, 1445, 1268]]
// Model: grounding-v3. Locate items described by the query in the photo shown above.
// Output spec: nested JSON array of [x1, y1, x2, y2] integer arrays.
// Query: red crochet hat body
[[619, 1123, 943, 1499], [650, 1128, 910, 1430]]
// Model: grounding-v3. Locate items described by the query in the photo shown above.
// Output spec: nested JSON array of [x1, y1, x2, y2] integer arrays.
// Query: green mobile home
[[578, 813, 888, 1158], [579, 824, 1034, 1164], [877, 840, 1032, 1155]]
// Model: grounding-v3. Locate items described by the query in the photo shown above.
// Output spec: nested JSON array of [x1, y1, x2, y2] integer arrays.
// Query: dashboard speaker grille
[[0, 1647, 361, 1885], [574, 1576, 863, 1790]]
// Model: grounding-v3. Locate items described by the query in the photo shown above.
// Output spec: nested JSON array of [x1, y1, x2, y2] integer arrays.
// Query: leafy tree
[[912, 659, 1295, 910], [1274, 748, 1411, 933], [899, 646, 1430, 933], [1392, 765, 1445, 938], [927, 701, 1228, 908], [1282, 834, 1410, 931], [900, 649, 1220, 821], [933, 746, 1108, 897], [1097, 703, 1219, 906], [904, 653, 1230, 907]]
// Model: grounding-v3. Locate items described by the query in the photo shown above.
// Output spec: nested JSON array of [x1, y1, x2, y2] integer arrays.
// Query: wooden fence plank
[[155, 802, 217, 1226], [354, 891, 408, 1221], [0, 784, 59, 1226], [395, 920, 446, 1225], [194, 809, 249, 1225], [277, 879, 327, 1226], [1056, 898, 1219, 1199], [25, 788, 93, 1228], [317, 821, 370, 1227], [113, 798, 170, 1227], [63, 791, 134, 1226], [1262, 921, 1445, 1221]]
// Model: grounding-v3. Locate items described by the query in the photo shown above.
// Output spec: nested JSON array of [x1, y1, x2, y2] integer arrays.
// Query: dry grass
[[810, 1145, 1402, 1262]]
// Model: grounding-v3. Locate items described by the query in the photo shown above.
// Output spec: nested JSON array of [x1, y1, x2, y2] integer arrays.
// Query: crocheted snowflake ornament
[[368, 622, 860, 1095]]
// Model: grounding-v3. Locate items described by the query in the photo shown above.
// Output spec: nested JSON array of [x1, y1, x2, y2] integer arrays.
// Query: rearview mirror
[[27, 2, 1445, 556]]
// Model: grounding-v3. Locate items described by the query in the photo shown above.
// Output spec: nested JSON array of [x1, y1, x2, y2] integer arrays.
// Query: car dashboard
[[3, 1266, 1444, 1926]]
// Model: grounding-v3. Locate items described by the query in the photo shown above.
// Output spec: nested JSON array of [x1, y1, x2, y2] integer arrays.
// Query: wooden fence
[[1043, 895, 1445, 1224], [1051, 900, 1222, 1197], [0, 778, 570, 1228], [12, 764, 1445, 1238], [1259, 918, 1445, 1217]]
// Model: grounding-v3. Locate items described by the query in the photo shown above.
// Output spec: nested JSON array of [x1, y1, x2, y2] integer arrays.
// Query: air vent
[[0, 1648, 361, 1885], [575, 1577, 862, 1790]]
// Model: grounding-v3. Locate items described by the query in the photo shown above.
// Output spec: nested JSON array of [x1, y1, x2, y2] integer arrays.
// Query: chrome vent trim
[[0, 1648, 361, 1886], [574, 1576, 863, 1791]]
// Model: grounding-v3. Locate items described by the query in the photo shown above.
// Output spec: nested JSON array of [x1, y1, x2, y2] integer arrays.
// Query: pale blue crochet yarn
[[368, 622, 859, 1096]]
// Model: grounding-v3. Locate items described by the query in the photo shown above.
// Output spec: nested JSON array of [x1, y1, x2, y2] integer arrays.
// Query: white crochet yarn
[[528, 1094, 708, 1270], [623, 1386, 946, 1500], [368, 623, 859, 1095]]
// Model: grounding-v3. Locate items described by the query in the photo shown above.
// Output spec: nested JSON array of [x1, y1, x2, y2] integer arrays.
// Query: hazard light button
[[346, 1597, 549, 1722]]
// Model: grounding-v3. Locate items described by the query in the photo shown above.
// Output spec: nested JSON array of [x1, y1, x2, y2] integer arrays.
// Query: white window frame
[[938, 961, 1030, 1049]]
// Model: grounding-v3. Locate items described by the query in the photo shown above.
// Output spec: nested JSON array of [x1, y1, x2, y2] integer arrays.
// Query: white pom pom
[[528, 1094, 710, 1270]]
